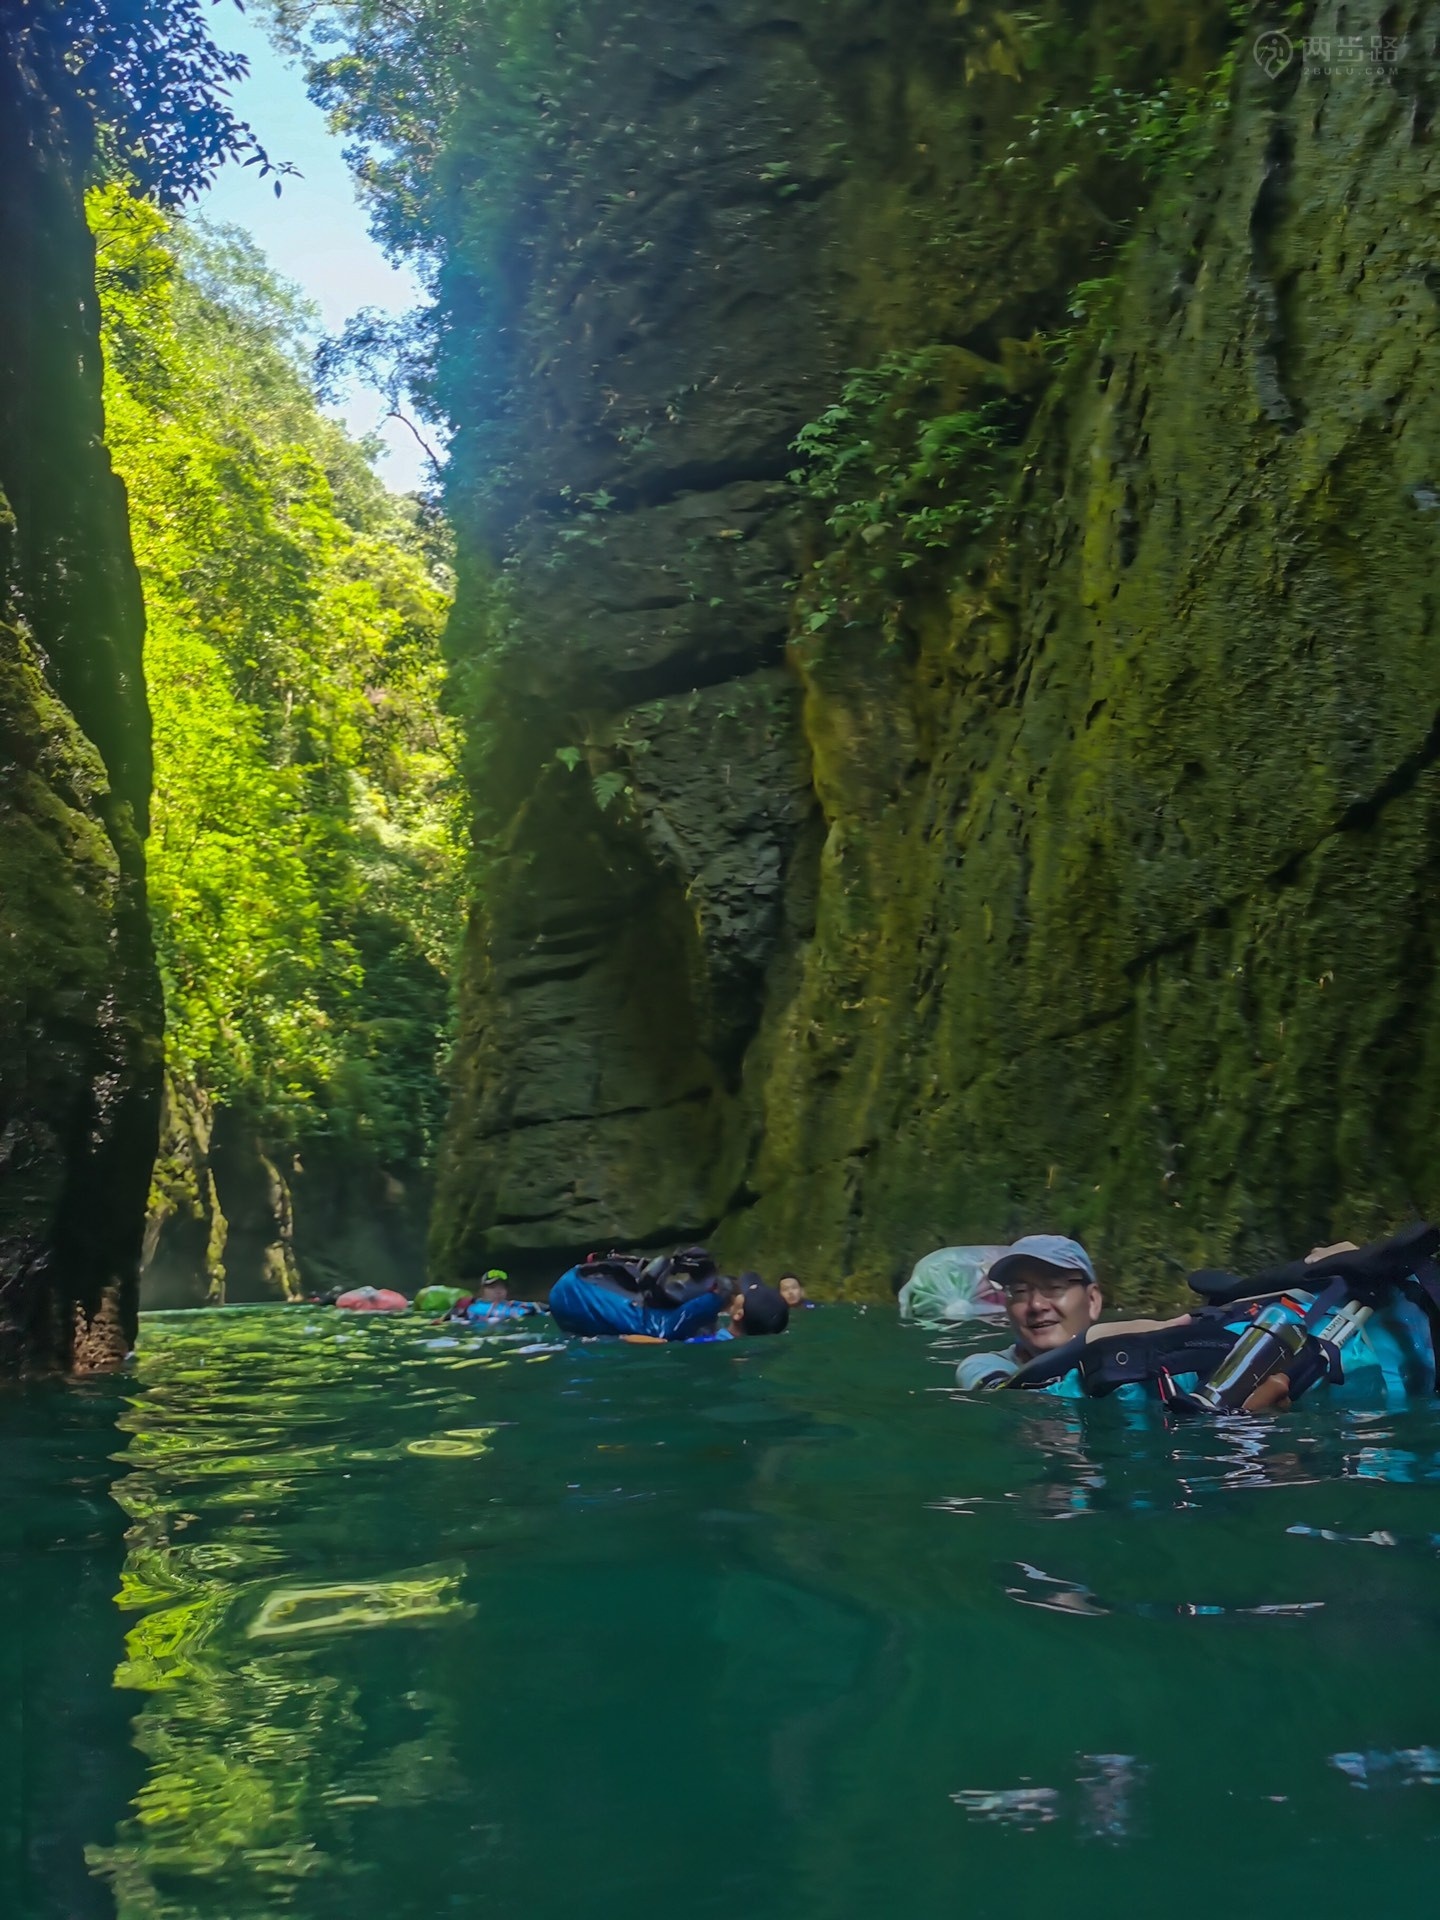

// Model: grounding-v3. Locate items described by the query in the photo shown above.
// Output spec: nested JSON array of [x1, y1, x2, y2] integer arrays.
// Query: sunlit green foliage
[[91, 183, 464, 1168], [791, 357, 1014, 555]]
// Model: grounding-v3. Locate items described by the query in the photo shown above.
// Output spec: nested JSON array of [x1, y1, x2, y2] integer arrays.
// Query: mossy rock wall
[[142, 1074, 432, 1308], [435, 0, 1440, 1302], [0, 47, 162, 1366]]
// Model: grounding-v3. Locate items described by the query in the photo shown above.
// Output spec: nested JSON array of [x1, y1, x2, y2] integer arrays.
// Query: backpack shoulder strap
[[1005, 1310, 1237, 1396]]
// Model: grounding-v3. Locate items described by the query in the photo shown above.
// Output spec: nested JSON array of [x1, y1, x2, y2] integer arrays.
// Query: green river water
[[7, 1304, 1440, 1919]]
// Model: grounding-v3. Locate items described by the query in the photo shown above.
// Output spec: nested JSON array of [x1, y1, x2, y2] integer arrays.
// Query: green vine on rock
[[1000, 69, 1232, 193], [787, 349, 1023, 638]]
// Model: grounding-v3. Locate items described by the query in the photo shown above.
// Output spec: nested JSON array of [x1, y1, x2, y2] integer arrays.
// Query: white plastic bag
[[898, 1245, 1008, 1324]]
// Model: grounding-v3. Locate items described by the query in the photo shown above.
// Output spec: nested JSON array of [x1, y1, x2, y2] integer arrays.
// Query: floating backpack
[[574, 1246, 720, 1312]]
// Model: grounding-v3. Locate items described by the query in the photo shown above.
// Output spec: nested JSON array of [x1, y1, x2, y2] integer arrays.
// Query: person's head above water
[[724, 1272, 790, 1336], [778, 1274, 807, 1308], [479, 1268, 510, 1303], [989, 1236, 1101, 1355]]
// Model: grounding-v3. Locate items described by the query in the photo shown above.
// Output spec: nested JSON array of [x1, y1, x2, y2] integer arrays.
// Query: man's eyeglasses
[[1002, 1274, 1085, 1305]]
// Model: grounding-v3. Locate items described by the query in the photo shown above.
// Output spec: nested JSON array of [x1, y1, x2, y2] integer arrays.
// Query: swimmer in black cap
[[719, 1272, 790, 1338]]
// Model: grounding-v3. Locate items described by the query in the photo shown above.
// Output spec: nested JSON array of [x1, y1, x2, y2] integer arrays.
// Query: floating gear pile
[[573, 1246, 719, 1308], [548, 1247, 726, 1341]]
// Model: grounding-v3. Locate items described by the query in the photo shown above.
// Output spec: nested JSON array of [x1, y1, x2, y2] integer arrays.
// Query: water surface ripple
[[12, 1305, 1440, 1918]]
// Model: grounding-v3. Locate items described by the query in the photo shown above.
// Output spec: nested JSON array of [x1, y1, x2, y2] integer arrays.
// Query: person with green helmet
[[453, 1269, 543, 1327]]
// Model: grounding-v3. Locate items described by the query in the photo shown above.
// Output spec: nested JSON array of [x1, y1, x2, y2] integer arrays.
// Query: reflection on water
[[9, 1306, 1440, 1918], [89, 1313, 499, 1915], [1330, 1746, 1440, 1789], [950, 1783, 1060, 1827], [950, 1755, 1143, 1840], [247, 1567, 470, 1640]]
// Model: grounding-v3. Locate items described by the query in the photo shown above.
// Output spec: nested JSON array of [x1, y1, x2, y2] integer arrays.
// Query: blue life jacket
[[461, 1299, 538, 1325]]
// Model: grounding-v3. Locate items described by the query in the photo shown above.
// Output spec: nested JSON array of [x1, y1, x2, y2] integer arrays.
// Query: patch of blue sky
[[199, 5, 434, 492]]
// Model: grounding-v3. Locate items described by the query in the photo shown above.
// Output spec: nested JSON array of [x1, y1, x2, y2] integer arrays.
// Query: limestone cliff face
[[0, 46, 162, 1365], [435, 0, 1440, 1301], [433, 0, 864, 1279]]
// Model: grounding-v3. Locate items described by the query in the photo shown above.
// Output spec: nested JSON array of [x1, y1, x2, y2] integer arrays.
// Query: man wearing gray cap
[[954, 1236, 1102, 1389]]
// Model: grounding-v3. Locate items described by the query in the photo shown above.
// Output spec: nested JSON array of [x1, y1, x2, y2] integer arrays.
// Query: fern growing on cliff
[[789, 351, 1021, 635]]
